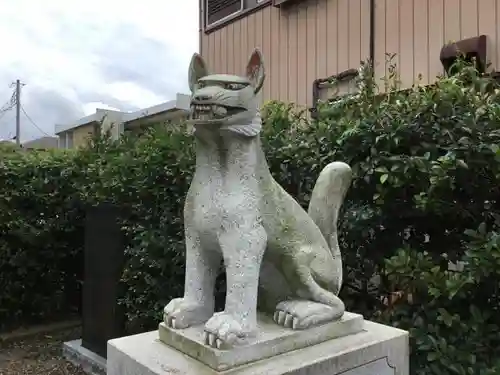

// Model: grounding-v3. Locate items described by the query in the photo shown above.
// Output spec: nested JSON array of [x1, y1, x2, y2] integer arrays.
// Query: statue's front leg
[[203, 224, 267, 349], [164, 229, 221, 329]]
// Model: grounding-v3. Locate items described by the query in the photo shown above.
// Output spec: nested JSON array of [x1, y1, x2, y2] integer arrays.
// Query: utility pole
[[15, 79, 21, 146]]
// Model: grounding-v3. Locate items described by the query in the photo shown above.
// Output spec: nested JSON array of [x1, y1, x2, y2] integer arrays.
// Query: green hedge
[[0, 146, 85, 330], [0, 59, 499, 374]]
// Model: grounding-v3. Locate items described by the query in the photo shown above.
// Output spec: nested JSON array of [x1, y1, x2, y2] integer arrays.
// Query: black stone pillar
[[81, 203, 126, 358]]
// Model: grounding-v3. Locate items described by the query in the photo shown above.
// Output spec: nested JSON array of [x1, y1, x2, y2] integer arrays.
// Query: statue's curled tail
[[307, 162, 352, 261]]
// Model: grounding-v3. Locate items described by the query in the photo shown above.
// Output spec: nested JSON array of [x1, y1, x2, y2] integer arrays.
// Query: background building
[[55, 93, 190, 149], [200, 0, 499, 108]]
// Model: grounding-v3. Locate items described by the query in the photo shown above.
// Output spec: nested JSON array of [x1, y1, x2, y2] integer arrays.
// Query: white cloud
[[100, 82, 165, 110], [0, 0, 199, 141], [82, 102, 121, 116]]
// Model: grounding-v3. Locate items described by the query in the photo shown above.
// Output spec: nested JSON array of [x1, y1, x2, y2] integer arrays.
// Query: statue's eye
[[226, 83, 246, 90]]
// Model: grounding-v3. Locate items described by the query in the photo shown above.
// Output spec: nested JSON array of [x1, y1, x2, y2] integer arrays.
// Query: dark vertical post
[[15, 79, 21, 146], [81, 203, 126, 358]]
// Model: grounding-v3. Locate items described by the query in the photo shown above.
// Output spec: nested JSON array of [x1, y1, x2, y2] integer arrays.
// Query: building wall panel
[[200, 0, 500, 107], [73, 124, 95, 148]]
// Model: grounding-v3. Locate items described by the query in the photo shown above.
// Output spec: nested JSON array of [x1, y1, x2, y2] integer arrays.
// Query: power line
[[0, 86, 17, 141], [21, 104, 51, 137], [0, 103, 14, 113], [0, 81, 52, 142], [0, 91, 16, 113]]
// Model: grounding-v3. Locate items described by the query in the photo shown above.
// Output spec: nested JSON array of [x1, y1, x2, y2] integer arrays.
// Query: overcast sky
[[0, 0, 198, 142]]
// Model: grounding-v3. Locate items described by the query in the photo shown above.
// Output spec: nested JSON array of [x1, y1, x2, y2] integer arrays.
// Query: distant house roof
[[123, 93, 190, 123], [22, 136, 59, 150], [54, 93, 191, 135], [54, 108, 124, 135]]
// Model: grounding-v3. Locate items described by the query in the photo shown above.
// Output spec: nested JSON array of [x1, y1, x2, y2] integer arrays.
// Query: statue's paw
[[163, 298, 212, 329], [274, 300, 344, 330], [203, 312, 255, 349]]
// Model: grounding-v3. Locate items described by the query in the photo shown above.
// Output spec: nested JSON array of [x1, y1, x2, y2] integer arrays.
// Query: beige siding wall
[[201, 0, 370, 107], [73, 124, 96, 148], [200, 0, 500, 106], [375, 0, 500, 88]]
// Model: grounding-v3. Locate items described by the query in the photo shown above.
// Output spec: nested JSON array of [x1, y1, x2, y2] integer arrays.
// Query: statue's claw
[[274, 300, 344, 330], [203, 332, 224, 349], [203, 312, 254, 350], [273, 310, 298, 329], [163, 298, 212, 329]]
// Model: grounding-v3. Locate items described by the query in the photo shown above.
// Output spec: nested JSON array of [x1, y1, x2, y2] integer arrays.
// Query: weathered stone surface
[[107, 320, 409, 375], [62, 339, 106, 375], [163, 48, 354, 349], [159, 312, 364, 371]]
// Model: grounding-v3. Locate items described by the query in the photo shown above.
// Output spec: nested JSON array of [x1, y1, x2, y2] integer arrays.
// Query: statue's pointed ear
[[245, 49, 265, 94], [188, 53, 209, 92]]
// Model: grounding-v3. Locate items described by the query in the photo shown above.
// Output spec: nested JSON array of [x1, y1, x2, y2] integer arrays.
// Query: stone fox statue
[[163, 48, 352, 349]]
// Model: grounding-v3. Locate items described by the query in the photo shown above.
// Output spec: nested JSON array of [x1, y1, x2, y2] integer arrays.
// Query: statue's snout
[[193, 94, 212, 102]]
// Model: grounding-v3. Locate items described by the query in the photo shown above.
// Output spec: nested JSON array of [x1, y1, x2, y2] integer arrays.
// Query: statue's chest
[[189, 175, 257, 233]]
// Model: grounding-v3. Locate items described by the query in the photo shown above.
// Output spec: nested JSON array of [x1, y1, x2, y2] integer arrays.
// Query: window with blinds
[[206, 0, 243, 26]]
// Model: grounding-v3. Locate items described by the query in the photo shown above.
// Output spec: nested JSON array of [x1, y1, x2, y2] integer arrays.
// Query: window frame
[[58, 131, 74, 149], [66, 131, 74, 149], [58, 134, 66, 149], [203, 0, 272, 34]]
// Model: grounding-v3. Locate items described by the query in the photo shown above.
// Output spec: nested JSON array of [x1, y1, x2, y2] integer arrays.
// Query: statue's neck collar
[[220, 119, 262, 137], [194, 112, 263, 138]]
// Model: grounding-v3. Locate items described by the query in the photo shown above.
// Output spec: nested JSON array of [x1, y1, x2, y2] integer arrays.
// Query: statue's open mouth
[[190, 103, 246, 122]]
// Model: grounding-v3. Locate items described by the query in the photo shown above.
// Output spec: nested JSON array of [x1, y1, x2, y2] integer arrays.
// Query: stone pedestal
[[107, 313, 409, 375]]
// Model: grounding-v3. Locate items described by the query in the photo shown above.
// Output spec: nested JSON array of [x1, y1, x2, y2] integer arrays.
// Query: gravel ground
[[0, 326, 86, 375]]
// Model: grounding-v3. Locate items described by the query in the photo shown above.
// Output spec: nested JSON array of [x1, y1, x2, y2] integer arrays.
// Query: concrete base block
[[107, 319, 409, 375], [63, 339, 106, 375], [159, 311, 364, 371]]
